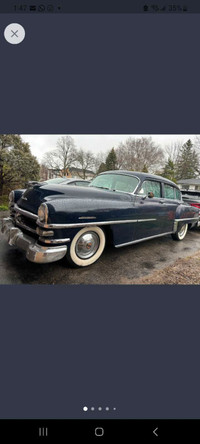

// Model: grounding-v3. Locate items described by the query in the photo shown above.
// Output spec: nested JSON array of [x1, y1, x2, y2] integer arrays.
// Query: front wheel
[[66, 226, 106, 267], [171, 223, 188, 241]]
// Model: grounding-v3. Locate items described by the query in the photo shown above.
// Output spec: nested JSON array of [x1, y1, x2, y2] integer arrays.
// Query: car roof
[[99, 170, 179, 188]]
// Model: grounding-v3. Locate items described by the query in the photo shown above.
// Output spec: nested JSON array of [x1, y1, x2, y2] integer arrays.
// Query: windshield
[[89, 173, 139, 193]]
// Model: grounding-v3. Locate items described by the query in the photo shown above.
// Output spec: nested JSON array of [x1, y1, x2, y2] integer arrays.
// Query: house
[[177, 178, 200, 191], [67, 167, 95, 180], [40, 166, 95, 181]]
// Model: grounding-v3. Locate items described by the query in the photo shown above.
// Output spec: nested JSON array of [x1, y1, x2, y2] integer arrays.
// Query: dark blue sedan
[[2, 171, 199, 267]]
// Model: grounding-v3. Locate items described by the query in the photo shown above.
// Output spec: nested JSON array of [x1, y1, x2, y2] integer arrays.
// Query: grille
[[15, 213, 37, 234]]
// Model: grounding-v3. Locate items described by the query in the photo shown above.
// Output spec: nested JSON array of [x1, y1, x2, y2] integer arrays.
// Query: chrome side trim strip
[[39, 237, 71, 244], [175, 217, 199, 222], [37, 218, 157, 229], [15, 204, 38, 220], [37, 219, 138, 228], [78, 216, 96, 220], [137, 218, 157, 222], [115, 231, 174, 248]]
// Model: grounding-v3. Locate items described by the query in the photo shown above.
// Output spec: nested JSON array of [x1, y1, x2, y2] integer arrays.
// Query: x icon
[[4, 23, 25, 44], [11, 30, 18, 38]]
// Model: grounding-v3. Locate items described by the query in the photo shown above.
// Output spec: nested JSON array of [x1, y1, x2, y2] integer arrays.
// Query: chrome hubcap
[[178, 224, 187, 239], [75, 232, 100, 259]]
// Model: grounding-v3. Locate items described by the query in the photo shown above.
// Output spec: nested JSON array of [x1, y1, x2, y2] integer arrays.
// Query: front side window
[[89, 173, 139, 193], [164, 184, 175, 199], [138, 180, 161, 198]]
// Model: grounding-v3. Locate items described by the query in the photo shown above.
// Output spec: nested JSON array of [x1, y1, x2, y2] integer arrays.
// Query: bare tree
[[40, 163, 49, 181], [74, 149, 95, 179], [93, 151, 107, 174], [115, 137, 164, 173], [42, 136, 76, 176], [193, 135, 200, 154], [164, 140, 183, 164]]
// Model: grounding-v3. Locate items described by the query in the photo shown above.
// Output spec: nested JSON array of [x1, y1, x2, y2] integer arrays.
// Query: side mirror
[[148, 191, 154, 198]]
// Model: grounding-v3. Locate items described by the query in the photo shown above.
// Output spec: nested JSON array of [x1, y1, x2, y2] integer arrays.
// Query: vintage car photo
[[1, 133, 200, 284], [2, 171, 199, 267]]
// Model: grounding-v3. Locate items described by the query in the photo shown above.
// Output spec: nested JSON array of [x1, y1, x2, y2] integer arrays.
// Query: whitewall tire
[[66, 226, 106, 267], [171, 223, 188, 241]]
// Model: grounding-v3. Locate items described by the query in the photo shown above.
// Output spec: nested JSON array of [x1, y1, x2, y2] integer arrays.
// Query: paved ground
[[1, 210, 200, 284]]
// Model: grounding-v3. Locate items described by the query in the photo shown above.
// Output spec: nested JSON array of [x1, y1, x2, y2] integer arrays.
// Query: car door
[[134, 179, 170, 240], [161, 183, 181, 232]]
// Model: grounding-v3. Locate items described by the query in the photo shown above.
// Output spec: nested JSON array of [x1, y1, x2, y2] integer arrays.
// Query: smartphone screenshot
[[1, 1, 200, 441]]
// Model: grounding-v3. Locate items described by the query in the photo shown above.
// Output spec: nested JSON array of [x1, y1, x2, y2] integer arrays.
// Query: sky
[[21, 134, 198, 162]]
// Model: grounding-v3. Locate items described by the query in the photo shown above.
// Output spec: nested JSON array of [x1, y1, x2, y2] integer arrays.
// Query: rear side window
[[175, 188, 181, 200], [164, 184, 175, 199], [138, 180, 161, 198]]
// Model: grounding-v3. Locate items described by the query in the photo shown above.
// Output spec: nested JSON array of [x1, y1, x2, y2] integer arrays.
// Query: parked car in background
[[181, 189, 200, 227], [26, 178, 90, 187], [181, 189, 200, 209], [2, 171, 199, 267]]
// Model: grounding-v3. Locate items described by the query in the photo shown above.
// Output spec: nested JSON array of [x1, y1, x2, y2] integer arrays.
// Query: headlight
[[9, 191, 15, 205], [38, 203, 49, 224]]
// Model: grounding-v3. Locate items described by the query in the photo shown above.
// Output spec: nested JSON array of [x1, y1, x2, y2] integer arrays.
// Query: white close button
[[4, 23, 25, 45]]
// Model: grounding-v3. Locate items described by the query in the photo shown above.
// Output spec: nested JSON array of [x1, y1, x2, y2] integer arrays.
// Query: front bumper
[[1, 217, 67, 264]]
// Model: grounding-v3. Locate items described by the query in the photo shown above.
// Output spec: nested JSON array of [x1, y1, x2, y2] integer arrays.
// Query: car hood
[[17, 183, 132, 214]]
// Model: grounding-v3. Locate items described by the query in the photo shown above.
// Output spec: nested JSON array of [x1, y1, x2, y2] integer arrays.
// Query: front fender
[[14, 189, 26, 203], [45, 197, 134, 225]]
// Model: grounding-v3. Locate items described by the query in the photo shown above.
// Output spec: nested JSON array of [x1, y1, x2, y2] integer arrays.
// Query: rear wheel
[[171, 223, 188, 241], [66, 226, 106, 267]]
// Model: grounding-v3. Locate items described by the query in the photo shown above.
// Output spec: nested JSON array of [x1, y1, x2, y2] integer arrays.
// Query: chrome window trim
[[90, 173, 141, 195], [136, 179, 162, 198], [134, 194, 147, 197], [115, 231, 174, 248], [37, 218, 157, 229], [15, 204, 38, 220]]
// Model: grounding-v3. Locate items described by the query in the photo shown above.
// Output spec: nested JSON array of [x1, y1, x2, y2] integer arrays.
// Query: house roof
[[177, 178, 200, 185], [47, 167, 95, 175], [70, 167, 94, 174]]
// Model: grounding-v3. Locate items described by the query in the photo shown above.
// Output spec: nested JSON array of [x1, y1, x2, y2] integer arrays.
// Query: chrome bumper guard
[[1, 217, 67, 264]]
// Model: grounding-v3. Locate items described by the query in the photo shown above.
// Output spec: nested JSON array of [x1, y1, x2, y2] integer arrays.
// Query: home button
[[95, 427, 104, 437]]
